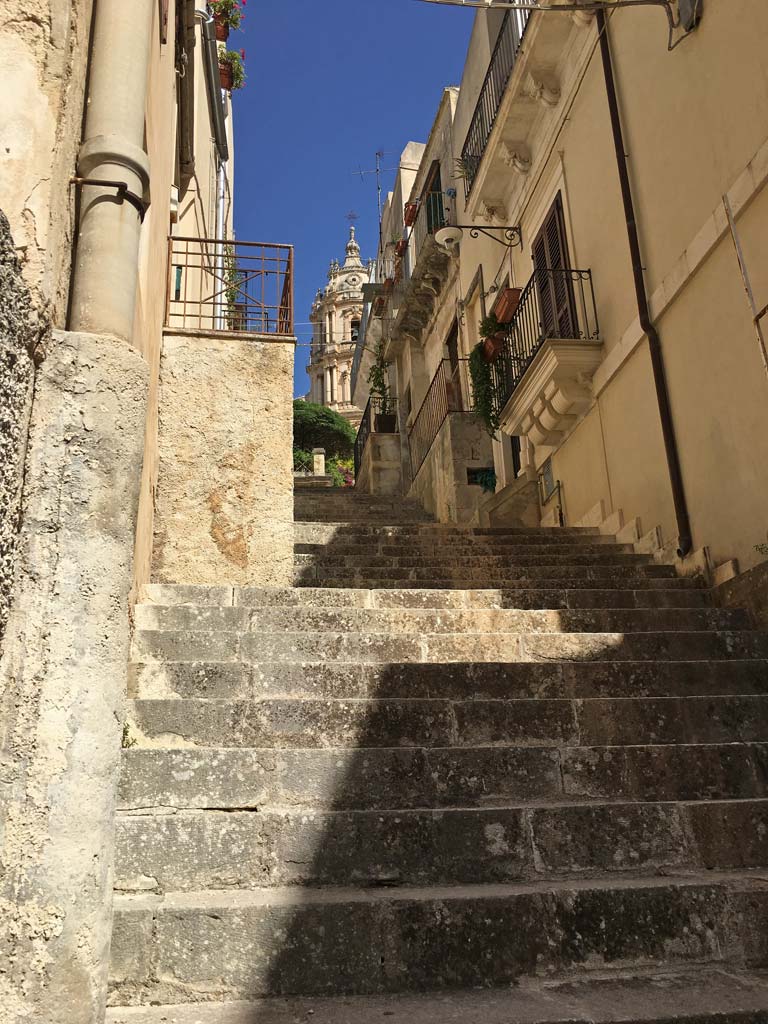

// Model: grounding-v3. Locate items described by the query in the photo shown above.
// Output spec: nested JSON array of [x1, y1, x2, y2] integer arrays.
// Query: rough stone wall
[[408, 413, 494, 524], [0, 0, 94, 321], [0, 331, 148, 1024], [153, 332, 295, 586], [0, 214, 36, 640], [716, 559, 768, 631]]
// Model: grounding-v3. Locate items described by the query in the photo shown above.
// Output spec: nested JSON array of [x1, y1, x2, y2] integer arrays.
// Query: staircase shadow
[[235, 511, 768, 1018]]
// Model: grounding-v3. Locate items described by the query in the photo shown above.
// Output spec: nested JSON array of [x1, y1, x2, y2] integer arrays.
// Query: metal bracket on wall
[[456, 225, 524, 250], [69, 177, 148, 222]]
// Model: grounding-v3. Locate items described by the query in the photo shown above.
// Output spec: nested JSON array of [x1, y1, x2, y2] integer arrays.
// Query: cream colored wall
[[0, 0, 94, 320]]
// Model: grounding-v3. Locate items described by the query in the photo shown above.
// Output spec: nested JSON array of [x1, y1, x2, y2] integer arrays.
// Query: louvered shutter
[[533, 194, 577, 338]]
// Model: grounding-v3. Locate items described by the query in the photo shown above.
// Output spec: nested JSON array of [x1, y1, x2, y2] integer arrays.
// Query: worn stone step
[[131, 628, 768, 665], [128, 659, 768, 702], [124, 694, 768, 750], [294, 538, 628, 554], [299, 563, 680, 582], [139, 582, 708, 610], [295, 574, 697, 590], [134, 604, 746, 635], [104, 966, 768, 1024], [294, 523, 602, 541], [114, 799, 768, 893], [109, 874, 768, 1004], [294, 552, 654, 569], [117, 742, 768, 810]]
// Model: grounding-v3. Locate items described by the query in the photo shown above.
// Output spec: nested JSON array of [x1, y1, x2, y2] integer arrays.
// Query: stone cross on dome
[[343, 225, 363, 268]]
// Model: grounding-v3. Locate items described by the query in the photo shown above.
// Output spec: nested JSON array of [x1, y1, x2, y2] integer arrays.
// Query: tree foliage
[[293, 400, 356, 458]]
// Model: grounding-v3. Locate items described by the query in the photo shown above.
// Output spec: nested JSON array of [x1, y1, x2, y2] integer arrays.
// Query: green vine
[[469, 341, 500, 437], [479, 312, 502, 339], [367, 341, 393, 415]]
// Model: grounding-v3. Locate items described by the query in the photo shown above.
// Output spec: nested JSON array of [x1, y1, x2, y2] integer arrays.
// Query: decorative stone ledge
[[498, 339, 603, 454]]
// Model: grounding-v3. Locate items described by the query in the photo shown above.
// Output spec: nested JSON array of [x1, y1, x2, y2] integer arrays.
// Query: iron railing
[[165, 236, 294, 336], [408, 359, 474, 480], [353, 396, 399, 478], [410, 191, 447, 271], [461, 9, 531, 196], [489, 267, 599, 417]]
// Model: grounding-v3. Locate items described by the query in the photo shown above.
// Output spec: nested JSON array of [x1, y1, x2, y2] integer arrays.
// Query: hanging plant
[[479, 312, 505, 362], [209, 0, 245, 32], [469, 341, 500, 437], [219, 49, 246, 91]]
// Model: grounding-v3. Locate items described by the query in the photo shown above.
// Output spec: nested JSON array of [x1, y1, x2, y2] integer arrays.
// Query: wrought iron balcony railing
[[165, 236, 294, 336], [408, 359, 474, 480], [353, 396, 399, 478], [489, 267, 599, 417], [460, 8, 531, 197]]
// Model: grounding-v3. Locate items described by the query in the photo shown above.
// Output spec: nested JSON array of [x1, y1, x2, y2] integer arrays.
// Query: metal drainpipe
[[596, 9, 693, 558], [68, 0, 155, 343]]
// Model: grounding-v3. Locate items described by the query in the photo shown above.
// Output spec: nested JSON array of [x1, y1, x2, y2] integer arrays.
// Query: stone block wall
[[356, 433, 403, 495], [408, 412, 493, 524], [153, 332, 295, 586]]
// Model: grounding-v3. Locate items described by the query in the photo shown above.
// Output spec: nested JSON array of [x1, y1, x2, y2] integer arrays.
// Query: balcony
[[165, 236, 294, 336], [461, 9, 531, 196], [490, 267, 602, 450], [384, 192, 453, 359]]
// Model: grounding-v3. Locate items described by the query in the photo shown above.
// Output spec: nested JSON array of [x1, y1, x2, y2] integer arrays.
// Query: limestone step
[[128, 658, 768, 701], [294, 524, 603, 541], [117, 742, 768, 809], [140, 583, 707, 611], [124, 694, 768, 750], [297, 564, 681, 583], [104, 966, 768, 1024], [131, 628, 768, 665], [294, 551, 654, 568], [114, 799, 768, 893], [108, 873, 768, 1004], [134, 604, 746, 634], [294, 538, 629, 554]]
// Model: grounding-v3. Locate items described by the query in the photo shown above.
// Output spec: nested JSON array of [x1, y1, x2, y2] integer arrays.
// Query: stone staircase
[[107, 488, 768, 1022]]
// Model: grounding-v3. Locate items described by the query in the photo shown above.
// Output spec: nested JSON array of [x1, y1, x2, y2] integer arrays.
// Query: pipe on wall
[[68, 0, 155, 344], [596, 9, 693, 558]]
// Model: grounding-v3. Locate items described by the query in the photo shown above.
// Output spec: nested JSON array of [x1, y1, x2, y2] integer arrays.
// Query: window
[[351, 318, 361, 342], [532, 193, 577, 338]]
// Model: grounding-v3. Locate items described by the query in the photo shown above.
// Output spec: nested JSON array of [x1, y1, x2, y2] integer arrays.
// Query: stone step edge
[[104, 966, 768, 1024], [112, 869, 768, 912], [114, 796, 768, 818]]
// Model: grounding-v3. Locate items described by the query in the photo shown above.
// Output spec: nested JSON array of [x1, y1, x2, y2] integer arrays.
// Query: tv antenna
[[353, 150, 397, 232]]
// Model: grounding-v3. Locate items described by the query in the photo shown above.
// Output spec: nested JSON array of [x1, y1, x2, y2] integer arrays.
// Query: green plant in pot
[[479, 312, 506, 361], [367, 343, 397, 432], [469, 341, 500, 437], [219, 48, 246, 91]]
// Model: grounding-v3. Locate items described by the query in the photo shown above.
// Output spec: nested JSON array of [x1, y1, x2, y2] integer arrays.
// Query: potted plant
[[469, 342, 501, 437], [367, 344, 397, 432], [209, 0, 245, 40], [494, 285, 522, 324], [479, 312, 505, 362], [219, 49, 246, 91], [403, 201, 419, 227]]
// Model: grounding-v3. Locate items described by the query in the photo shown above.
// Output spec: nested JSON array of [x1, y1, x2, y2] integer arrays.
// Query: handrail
[[408, 359, 474, 480], [460, 9, 531, 196], [165, 236, 294, 336]]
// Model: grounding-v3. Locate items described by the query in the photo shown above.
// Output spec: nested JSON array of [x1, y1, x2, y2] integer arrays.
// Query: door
[[532, 193, 577, 338], [423, 161, 446, 235]]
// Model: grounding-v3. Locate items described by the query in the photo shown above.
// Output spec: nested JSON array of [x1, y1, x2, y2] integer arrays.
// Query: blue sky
[[231, 0, 475, 397]]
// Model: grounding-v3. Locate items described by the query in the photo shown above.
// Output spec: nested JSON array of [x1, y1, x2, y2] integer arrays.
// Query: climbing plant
[[469, 342, 500, 437], [367, 341, 393, 414]]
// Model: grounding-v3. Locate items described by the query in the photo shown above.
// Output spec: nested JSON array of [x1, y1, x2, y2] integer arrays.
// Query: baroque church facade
[[306, 226, 370, 429]]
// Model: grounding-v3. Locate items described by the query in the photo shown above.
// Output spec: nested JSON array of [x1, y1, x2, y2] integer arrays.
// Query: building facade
[[307, 226, 369, 428], [353, 0, 768, 587], [0, 3, 295, 1020]]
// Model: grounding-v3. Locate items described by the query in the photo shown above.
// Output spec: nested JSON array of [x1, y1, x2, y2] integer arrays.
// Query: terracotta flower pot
[[395, 238, 408, 257], [482, 333, 505, 362], [219, 61, 234, 90], [403, 201, 418, 227], [214, 15, 230, 41], [494, 286, 522, 324]]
